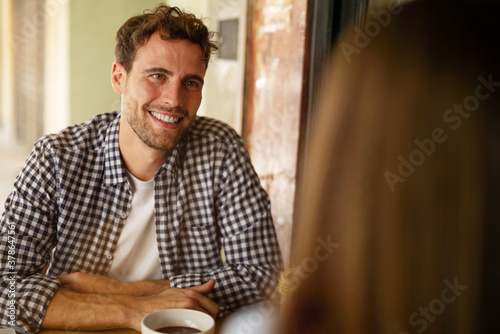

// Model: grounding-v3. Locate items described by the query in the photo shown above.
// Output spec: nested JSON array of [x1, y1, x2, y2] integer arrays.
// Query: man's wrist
[[114, 293, 142, 330]]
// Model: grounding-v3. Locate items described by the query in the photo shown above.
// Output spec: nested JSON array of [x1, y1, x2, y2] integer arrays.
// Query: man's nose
[[161, 81, 183, 108]]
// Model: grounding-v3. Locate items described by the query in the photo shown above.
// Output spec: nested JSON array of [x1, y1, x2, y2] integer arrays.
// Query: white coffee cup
[[141, 309, 215, 334]]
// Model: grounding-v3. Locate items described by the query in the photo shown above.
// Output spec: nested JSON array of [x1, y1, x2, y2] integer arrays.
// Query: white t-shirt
[[107, 171, 163, 282]]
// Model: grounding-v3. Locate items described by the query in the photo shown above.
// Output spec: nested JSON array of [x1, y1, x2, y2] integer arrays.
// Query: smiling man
[[115, 34, 207, 180], [0, 5, 282, 334]]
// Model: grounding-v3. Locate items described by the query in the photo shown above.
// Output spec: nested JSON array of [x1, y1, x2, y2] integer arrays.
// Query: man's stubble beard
[[122, 100, 192, 152]]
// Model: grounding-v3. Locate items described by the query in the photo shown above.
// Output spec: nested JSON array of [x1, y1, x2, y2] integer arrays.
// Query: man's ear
[[111, 61, 126, 94]]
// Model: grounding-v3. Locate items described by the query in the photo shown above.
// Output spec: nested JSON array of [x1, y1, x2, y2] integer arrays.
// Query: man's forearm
[[57, 272, 170, 296], [41, 277, 218, 332], [41, 287, 137, 331]]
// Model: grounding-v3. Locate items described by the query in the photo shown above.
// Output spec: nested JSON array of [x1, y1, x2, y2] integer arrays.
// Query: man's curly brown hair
[[115, 4, 219, 73]]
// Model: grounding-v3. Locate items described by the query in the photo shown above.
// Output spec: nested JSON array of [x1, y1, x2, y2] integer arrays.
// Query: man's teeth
[[150, 111, 180, 124]]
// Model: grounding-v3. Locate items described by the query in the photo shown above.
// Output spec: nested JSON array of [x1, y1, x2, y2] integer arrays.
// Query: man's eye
[[186, 80, 200, 89], [152, 74, 166, 80]]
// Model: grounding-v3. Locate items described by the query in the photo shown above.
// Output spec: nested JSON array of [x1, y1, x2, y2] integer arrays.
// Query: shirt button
[[120, 212, 128, 219], [106, 254, 113, 260]]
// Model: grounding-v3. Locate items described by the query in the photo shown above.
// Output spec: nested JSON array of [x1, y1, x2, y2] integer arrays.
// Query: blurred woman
[[283, 0, 500, 333]]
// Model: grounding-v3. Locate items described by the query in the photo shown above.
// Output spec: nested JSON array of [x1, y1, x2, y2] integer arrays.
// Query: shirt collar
[[104, 113, 128, 187], [158, 143, 180, 179], [159, 121, 196, 179]]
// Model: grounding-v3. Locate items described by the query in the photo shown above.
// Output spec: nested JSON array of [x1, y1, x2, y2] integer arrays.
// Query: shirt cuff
[[4, 274, 64, 334]]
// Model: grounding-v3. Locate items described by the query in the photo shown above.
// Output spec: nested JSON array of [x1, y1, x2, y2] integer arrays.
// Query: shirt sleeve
[[169, 134, 283, 316], [0, 140, 63, 334]]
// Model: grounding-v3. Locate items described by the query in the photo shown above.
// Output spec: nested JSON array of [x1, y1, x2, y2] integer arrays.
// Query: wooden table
[[39, 330, 139, 334], [38, 318, 225, 334]]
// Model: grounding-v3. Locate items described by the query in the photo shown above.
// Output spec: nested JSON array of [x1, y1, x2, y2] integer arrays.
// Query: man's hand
[[127, 280, 219, 330]]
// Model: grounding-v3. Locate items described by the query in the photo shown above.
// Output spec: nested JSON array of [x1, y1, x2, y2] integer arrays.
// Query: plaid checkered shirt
[[0, 111, 283, 334]]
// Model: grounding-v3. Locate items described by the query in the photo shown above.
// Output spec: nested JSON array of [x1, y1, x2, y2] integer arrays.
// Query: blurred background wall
[[69, 0, 162, 125]]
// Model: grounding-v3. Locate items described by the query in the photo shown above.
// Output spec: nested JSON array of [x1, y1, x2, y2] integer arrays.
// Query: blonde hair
[[283, 1, 500, 333]]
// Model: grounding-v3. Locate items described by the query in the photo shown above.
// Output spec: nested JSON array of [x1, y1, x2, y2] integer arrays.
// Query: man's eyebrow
[[144, 67, 172, 75]]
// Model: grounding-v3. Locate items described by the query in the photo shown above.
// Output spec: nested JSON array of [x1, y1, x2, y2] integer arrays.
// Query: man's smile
[[149, 110, 181, 124]]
